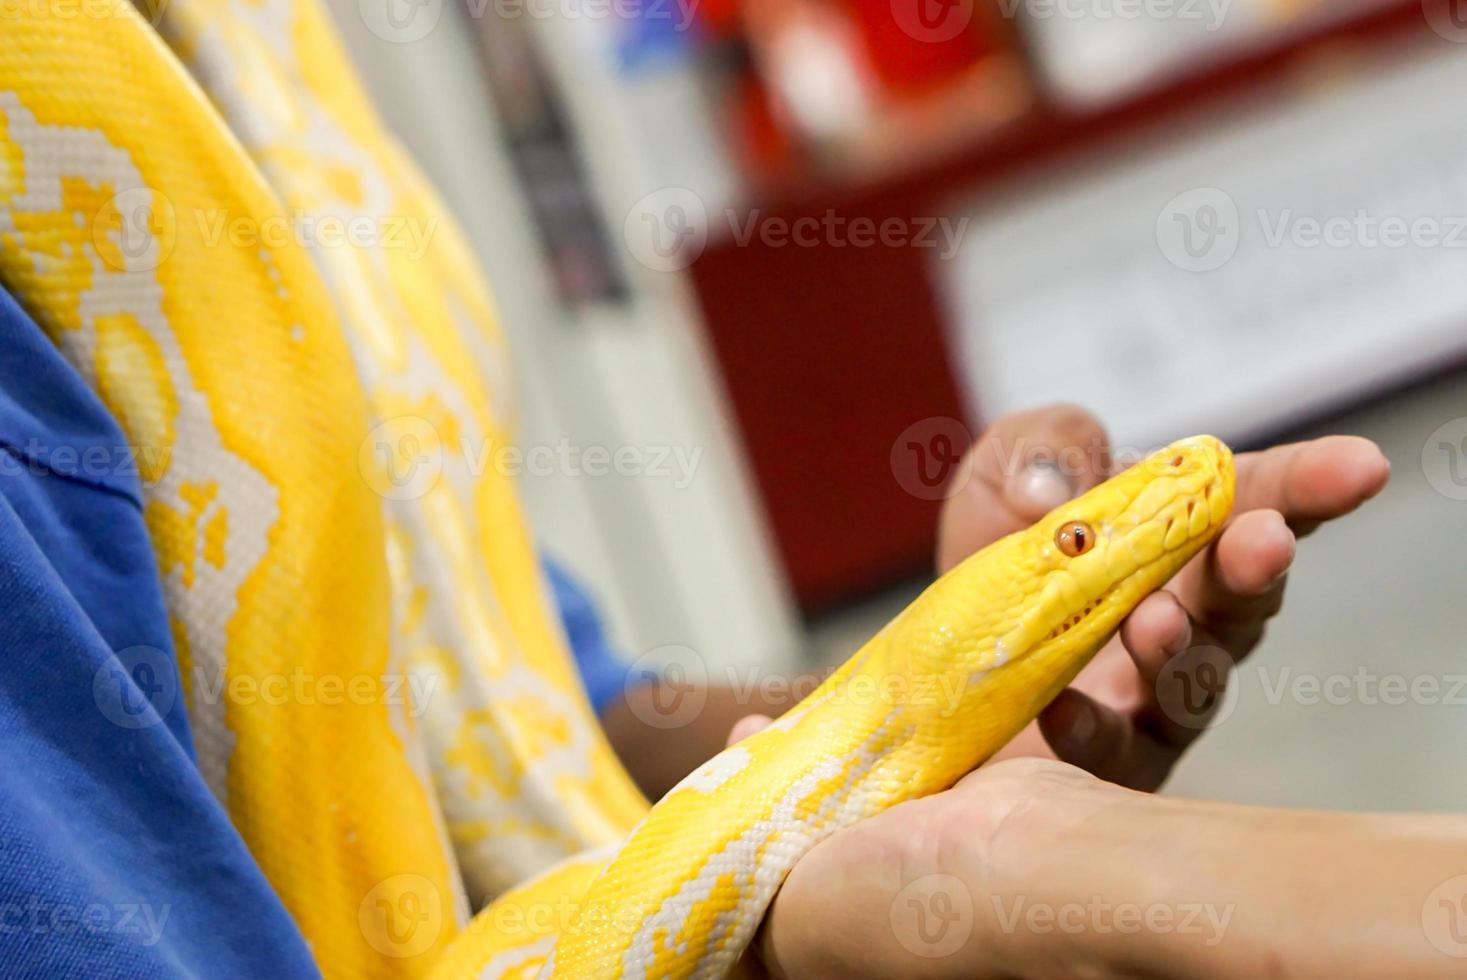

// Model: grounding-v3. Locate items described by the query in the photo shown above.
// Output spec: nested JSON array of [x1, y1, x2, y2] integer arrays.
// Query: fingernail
[[1011, 460, 1074, 514]]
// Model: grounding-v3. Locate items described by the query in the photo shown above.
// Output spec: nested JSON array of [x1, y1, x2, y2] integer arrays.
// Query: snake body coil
[[533, 436, 1235, 977], [0, 3, 1234, 977]]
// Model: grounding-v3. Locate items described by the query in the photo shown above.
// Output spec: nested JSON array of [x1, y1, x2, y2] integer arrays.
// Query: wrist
[[974, 763, 1151, 977], [1003, 791, 1467, 979]]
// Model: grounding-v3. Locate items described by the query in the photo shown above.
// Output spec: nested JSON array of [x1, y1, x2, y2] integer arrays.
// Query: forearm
[[759, 767, 1467, 979], [601, 682, 805, 799], [997, 789, 1467, 979]]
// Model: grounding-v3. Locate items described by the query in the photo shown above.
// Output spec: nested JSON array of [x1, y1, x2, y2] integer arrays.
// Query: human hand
[[749, 757, 1128, 979], [934, 405, 1390, 790], [748, 752, 1467, 980]]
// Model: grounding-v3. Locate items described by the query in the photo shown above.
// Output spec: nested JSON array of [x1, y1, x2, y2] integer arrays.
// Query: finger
[[1119, 591, 1193, 692], [726, 714, 772, 748], [1234, 436, 1390, 537], [1039, 690, 1177, 792], [1037, 689, 1136, 779], [1174, 509, 1295, 648], [937, 404, 1110, 572], [1141, 628, 1237, 749], [1122, 593, 1255, 751]]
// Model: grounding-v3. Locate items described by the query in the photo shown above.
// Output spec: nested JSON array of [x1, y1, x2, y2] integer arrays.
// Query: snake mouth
[[998, 436, 1235, 665], [1043, 469, 1231, 644], [1045, 598, 1104, 641]]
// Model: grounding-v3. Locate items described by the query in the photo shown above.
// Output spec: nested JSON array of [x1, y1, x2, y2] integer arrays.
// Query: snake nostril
[[1170, 455, 1184, 467]]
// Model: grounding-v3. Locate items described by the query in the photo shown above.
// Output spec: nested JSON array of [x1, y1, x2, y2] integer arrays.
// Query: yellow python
[[0, 0, 1235, 977]]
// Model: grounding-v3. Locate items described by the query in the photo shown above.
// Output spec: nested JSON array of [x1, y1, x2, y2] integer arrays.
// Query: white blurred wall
[[323, 0, 802, 675]]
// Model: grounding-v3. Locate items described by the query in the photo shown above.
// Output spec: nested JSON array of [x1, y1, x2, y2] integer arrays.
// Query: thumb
[[937, 405, 1111, 572], [1005, 457, 1079, 521]]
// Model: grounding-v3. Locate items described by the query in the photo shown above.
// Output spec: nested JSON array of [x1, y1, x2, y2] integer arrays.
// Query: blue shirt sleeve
[[0, 276, 630, 976], [542, 557, 631, 714], [0, 286, 319, 977]]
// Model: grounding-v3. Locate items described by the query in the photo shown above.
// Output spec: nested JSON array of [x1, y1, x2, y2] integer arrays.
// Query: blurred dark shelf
[[690, 0, 1442, 613], [737, 0, 1430, 217]]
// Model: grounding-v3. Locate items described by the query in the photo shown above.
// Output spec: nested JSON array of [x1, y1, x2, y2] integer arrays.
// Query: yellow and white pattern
[[0, 1, 1237, 978], [147, 0, 648, 907]]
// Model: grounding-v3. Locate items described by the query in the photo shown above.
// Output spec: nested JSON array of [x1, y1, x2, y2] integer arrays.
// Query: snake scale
[[0, 0, 1236, 976]]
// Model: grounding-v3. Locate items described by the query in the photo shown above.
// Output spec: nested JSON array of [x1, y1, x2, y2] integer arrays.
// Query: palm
[[757, 757, 1107, 979]]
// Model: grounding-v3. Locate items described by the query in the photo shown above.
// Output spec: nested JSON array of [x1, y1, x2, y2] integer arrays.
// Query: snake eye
[[1055, 521, 1095, 558]]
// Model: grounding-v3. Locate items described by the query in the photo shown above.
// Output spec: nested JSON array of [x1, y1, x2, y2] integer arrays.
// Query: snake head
[[989, 434, 1236, 670]]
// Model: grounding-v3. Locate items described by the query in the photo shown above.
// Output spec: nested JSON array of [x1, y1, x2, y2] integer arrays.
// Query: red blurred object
[[725, 64, 802, 185], [691, 1, 1430, 613], [715, 0, 1031, 187], [842, 0, 1009, 96], [693, 0, 743, 36], [691, 211, 963, 611]]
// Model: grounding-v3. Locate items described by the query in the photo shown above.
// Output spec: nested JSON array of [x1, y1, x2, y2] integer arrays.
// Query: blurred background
[[327, 0, 1467, 810]]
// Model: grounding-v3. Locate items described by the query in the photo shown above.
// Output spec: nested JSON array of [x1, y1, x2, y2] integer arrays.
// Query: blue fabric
[[543, 558, 630, 714], [0, 287, 321, 978], [0, 280, 632, 975]]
